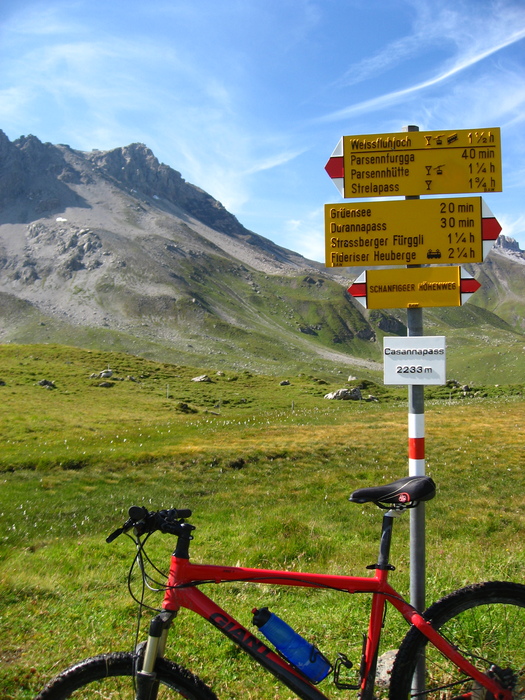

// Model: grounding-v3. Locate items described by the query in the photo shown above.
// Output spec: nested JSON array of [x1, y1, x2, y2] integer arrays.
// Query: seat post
[[376, 510, 400, 570]]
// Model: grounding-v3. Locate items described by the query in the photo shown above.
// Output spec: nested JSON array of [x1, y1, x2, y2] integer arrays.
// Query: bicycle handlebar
[[106, 505, 194, 543]]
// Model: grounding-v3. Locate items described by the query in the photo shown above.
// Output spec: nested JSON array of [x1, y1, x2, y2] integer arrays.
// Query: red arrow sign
[[324, 138, 344, 197], [481, 200, 502, 258], [348, 267, 481, 309], [348, 276, 366, 301], [459, 271, 482, 304]]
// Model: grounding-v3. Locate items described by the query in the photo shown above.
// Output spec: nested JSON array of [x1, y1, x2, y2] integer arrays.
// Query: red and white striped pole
[[407, 306, 426, 694], [409, 413, 425, 476], [404, 125, 426, 695]]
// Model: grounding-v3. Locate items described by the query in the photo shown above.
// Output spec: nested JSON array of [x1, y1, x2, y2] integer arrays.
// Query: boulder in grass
[[324, 387, 362, 401], [191, 374, 211, 383]]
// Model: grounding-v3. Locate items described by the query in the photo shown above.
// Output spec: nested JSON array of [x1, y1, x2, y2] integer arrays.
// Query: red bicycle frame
[[158, 511, 512, 700]]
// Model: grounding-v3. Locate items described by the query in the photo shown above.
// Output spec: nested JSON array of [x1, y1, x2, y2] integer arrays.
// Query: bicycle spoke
[[423, 601, 525, 698]]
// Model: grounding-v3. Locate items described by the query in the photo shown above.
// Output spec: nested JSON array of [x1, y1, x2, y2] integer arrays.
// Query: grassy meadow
[[1, 344, 525, 699]]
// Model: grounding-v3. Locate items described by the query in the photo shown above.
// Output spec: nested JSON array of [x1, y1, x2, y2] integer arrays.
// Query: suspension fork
[[135, 609, 178, 700]]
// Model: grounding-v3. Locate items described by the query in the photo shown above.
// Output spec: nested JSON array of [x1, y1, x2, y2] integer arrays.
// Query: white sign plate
[[383, 336, 446, 385]]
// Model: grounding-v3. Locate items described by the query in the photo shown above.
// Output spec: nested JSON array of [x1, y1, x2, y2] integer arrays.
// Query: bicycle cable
[[126, 533, 165, 612], [409, 676, 471, 697], [135, 536, 171, 586]]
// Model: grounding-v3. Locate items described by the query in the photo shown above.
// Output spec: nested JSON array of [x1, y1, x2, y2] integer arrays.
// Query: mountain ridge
[[0, 130, 523, 381], [0, 132, 317, 272]]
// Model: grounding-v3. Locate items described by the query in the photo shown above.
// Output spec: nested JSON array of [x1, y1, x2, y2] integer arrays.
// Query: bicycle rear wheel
[[35, 651, 219, 699], [389, 581, 525, 700]]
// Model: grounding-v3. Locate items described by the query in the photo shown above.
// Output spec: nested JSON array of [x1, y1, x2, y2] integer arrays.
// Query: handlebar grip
[[175, 508, 192, 519], [106, 527, 124, 543]]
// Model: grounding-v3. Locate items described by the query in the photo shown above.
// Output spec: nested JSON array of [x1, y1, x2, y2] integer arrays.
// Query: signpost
[[348, 267, 481, 309], [323, 126, 502, 695], [325, 127, 502, 198], [325, 196, 501, 267]]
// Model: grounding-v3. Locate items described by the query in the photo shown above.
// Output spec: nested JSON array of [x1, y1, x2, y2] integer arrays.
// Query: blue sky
[[1, 0, 524, 261]]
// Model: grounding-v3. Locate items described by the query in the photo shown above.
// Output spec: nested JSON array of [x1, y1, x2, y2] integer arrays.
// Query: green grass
[[1, 344, 525, 699]]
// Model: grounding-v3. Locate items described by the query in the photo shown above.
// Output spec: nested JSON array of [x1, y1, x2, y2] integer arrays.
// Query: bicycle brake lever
[[106, 506, 150, 543], [106, 523, 129, 543]]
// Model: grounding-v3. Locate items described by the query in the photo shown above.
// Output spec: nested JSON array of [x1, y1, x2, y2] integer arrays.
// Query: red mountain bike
[[35, 475, 525, 699]]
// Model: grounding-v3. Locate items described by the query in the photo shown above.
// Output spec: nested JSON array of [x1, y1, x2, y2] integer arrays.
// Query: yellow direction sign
[[348, 267, 481, 309], [325, 196, 501, 267], [325, 128, 502, 198]]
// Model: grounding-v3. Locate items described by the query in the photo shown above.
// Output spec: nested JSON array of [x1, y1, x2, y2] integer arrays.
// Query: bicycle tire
[[34, 651, 219, 700], [389, 580, 525, 700]]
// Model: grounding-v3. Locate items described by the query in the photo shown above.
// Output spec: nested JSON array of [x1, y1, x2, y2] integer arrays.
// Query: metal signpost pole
[[403, 124, 426, 693], [408, 304, 426, 694]]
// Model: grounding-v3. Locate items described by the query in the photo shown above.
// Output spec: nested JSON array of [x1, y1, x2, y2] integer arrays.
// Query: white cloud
[[499, 213, 525, 242], [1, 3, 86, 39], [320, 40, 525, 124], [243, 149, 306, 176], [405, 68, 525, 131], [321, 0, 525, 122]]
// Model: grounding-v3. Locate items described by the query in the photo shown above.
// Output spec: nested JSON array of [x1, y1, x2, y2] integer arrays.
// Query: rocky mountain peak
[[87, 141, 251, 239], [0, 131, 86, 219], [87, 142, 162, 184], [0, 132, 245, 240], [86, 142, 187, 204], [494, 234, 522, 253]]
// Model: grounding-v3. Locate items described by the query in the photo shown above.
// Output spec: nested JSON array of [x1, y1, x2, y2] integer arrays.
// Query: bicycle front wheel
[[389, 580, 525, 700], [35, 651, 219, 700]]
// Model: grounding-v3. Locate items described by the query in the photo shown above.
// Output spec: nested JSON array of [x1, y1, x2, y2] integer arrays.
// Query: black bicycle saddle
[[349, 476, 436, 508]]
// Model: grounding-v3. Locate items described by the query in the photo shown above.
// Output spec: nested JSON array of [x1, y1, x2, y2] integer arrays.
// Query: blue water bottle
[[252, 607, 331, 683]]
